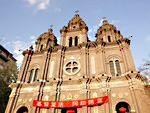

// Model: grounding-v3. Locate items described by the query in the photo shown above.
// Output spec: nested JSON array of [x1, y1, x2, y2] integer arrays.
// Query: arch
[[115, 60, 121, 75], [113, 98, 135, 113], [27, 64, 40, 83], [74, 36, 78, 46], [69, 37, 72, 47], [17, 106, 28, 113], [116, 102, 131, 113], [28, 69, 34, 83], [40, 44, 43, 51], [46, 38, 51, 47], [107, 55, 122, 76], [109, 61, 115, 76], [108, 35, 111, 42], [106, 54, 122, 64], [33, 68, 39, 82]]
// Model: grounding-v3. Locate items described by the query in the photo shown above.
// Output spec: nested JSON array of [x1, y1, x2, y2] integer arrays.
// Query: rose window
[[64, 60, 80, 75]]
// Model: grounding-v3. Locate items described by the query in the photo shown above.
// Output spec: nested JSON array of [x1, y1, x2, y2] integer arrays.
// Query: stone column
[[5, 92, 15, 113], [80, 47, 87, 76]]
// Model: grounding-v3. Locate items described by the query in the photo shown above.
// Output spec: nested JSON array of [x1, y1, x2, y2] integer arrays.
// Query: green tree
[[0, 62, 18, 113]]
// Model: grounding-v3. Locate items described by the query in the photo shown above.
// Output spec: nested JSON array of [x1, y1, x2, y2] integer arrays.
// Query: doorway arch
[[116, 102, 131, 113], [17, 106, 28, 113]]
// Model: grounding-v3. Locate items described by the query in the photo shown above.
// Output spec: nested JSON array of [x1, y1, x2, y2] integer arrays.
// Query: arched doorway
[[116, 102, 130, 113], [17, 106, 28, 113], [61, 108, 77, 113]]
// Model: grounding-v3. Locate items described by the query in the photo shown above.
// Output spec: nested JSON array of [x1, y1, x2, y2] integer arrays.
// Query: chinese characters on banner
[[32, 96, 108, 108]]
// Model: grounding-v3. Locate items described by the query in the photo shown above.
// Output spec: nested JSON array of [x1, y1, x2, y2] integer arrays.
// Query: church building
[[5, 12, 150, 113]]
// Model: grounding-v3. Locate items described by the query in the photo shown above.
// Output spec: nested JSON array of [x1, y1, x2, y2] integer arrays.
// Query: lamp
[[67, 109, 75, 113], [119, 107, 126, 113]]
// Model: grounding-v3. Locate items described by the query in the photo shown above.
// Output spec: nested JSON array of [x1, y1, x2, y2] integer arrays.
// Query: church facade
[[5, 13, 150, 113]]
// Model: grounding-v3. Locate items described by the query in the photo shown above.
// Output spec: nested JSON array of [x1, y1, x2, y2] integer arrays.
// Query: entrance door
[[17, 106, 28, 113], [116, 102, 130, 113], [61, 108, 77, 113]]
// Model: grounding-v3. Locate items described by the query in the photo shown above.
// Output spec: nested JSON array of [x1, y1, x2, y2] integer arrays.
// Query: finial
[[29, 45, 33, 50], [75, 10, 79, 14], [101, 17, 108, 25], [48, 25, 53, 34], [102, 17, 106, 20], [50, 25, 53, 29]]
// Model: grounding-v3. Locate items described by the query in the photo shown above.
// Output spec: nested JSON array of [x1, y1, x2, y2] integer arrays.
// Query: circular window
[[64, 60, 80, 75]]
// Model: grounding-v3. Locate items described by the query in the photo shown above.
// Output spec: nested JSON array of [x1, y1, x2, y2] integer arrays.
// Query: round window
[[64, 60, 80, 75]]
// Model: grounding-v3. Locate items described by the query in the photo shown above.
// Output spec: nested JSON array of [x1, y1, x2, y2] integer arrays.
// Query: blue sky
[[0, 0, 150, 70]]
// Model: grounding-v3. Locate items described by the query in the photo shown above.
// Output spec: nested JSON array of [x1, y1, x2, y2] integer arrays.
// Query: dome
[[96, 18, 123, 42], [35, 26, 57, 51], [60, 13, 88, 33]]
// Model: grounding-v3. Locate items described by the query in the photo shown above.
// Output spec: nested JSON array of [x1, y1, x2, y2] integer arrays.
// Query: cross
[[50, 25, 53, 29], [102, 17, 106, 20], [75, 10, 79, 14]]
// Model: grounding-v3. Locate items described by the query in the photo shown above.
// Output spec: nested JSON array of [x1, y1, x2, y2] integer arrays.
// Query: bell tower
[[35, 26, 57, 52], [96, 17, 123, 43], [60, 11, 89, 47]]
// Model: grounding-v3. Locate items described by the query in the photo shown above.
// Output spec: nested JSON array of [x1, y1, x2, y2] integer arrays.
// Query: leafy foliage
[[0, 63, 18, 113]]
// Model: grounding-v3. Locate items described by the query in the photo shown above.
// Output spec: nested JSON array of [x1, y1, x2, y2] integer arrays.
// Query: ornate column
[[80, 46, 87, 76], [99, 76, 112, 113], [80, 78, 89, 113], [128, 74, 143, 113]]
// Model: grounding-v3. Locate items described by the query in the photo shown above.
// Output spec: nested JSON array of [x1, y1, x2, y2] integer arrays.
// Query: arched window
[[75, 36, 78, 46], [28, 69, 34, 83], [108, 36, 111, 42], [40, 44, 43, 51], [109, 59, 121, 76], [109, 61, 115, 76], [33, 68, 39, 82], [46, 39, 51, 47], [69, 37, 72, 47], [115, 60, 121, 75]]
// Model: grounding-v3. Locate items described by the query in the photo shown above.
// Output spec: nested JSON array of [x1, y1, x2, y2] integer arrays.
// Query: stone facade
[[5, 13, 150, 113]]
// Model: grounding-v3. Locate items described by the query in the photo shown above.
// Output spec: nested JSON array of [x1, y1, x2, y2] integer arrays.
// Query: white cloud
[[25, 0, 37, 5], [89, 24, 100, 33], [37, 0, 49, 10], [3, 35, 37, 67], [16, 55, 24, 64], [29, 35, 36, 45], [25, 0, 50, 10], [4, 40, 28, 54], [110, 20, 120, 25], [14, 50, 22, 55], [4, 35, 37, 55], [30, 35, 36, 40]]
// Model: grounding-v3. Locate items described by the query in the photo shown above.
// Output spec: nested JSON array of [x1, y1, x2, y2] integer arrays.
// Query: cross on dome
[[75, 10, 79, 14], [102, 17, 106, 20], [50, 25, 53, 29]]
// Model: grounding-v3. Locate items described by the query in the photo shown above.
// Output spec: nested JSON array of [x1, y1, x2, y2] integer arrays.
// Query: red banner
[[32, 96, 108, 108]]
